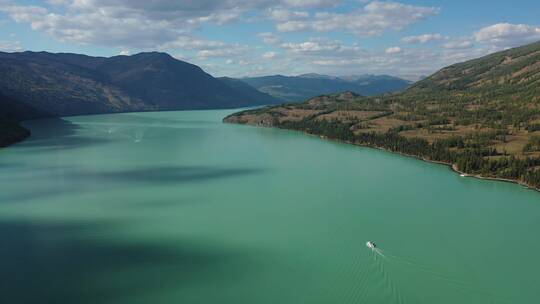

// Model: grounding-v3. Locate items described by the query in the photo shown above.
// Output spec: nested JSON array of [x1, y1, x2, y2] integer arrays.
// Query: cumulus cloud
[[280, 38, 362, 57], [268, 9, 309, 21], [163, 36, 227, 51], [443, 39, 474, 50], [2, 4, 188, 48], [280, 0, 338, 7], [6, 4, 250, 59], [258, 32, 282, 45], [196, 43, 250, 59], [275, 1, 439, 36], [0, 40, 23, 52], [1, 0, 510, 80], [402, 33, 444, 44], [262, 51, 278, 59], [475, 23, 540, 47], [253, 34, 498, 80], [0, 0, 338, 49], [385, 46, 402, 54], [225, 59, 252, 66]]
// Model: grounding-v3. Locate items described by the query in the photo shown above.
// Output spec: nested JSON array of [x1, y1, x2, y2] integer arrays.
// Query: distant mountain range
[[0, 51, 283, 146], [0, 51, 280, 117], [218, 77, 281, 105], [239, 74, 412, 102], [0, 51, 411, 147]]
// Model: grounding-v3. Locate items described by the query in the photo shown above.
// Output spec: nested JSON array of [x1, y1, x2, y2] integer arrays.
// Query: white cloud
[[276, 21, 309, 32], [258, 32, 282, 45], [475, 23, 540, 47], [163, 36, 225, 50], [312, 59, 353, 66], [2, 4, 188, 48], [222, 58, 253, 66], [443, 39, 473, 50], [0, 40, 23, 52], [402, 33, 443, 44], [282, 40, 339, 53], [280, 38, 362, 57], [281, 0, 338, 7], [2, 1, 529, 81], [194, 41, 250, 59], [276, 1, 439, 36], [262, 51, 278, 59], [385, 46, 402, 54], [268, 9, 309, 22], [0, 0, 338, 49]]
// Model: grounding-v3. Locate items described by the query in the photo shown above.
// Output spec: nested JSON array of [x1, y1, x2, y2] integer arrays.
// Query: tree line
[[278, 118, 540, 189]]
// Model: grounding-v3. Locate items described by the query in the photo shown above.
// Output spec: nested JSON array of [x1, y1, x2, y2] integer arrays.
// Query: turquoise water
[[0, 110, 539, 304]]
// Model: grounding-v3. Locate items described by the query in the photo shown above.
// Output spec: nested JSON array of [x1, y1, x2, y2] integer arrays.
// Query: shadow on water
[[19, 118, 111, 151], [0, 165, 264, 203], [0, 163, 27, 169], [0, 220, 249, 304], [75, 166, 264, 184]]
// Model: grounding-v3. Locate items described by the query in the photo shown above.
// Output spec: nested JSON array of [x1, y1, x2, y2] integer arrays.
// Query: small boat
[[366, 241, 376, 249], [460, 174, 466, 177]]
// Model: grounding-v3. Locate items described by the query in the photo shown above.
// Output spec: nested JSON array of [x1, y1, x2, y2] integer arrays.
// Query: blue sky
[[1, 0, 540, 79]]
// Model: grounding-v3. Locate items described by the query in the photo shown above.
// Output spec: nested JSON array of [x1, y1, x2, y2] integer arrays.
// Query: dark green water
[[0, 110, 539, 304]]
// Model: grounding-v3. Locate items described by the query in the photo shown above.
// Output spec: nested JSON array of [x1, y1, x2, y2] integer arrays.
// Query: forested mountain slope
[[225, 41, 540, 189]]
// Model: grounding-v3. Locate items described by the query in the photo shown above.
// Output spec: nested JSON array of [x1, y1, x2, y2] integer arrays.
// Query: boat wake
[[367, 244, 511, 304]]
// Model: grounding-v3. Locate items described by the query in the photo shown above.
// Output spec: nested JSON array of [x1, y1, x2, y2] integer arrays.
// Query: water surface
[[0, 110, 539, 304]]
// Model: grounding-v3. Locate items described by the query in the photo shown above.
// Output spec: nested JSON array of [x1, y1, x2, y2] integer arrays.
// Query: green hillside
[[225, 41, 540, 189]]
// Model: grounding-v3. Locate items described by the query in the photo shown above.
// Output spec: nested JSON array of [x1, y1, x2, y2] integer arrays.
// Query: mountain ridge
[[225, 40, 540, 189], [239, 74, 411, 102], [0, 51, 281, 117], [0, 51, 280, 146]]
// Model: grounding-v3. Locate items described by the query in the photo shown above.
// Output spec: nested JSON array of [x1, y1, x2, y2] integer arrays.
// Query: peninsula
[[225, 41, 540, 190]]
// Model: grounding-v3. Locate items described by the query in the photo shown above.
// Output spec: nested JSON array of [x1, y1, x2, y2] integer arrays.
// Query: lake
[[0, 110, 539, 304]]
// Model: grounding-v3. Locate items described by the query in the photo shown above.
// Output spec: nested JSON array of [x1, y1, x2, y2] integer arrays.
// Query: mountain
[[0, 51, 272, 117], [341, 74, 414, 95], [225, 40, 540, 189], [409, 41, 540, 99], [0, 51, 283, 147], [0, 93, 48, 147], [297, 73, 339, 80], [0, 92, 49, 121], [218, 77, 281, 105], [239, 74, 411, 102]]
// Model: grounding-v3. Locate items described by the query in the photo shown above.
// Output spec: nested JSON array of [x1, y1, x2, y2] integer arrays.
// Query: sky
[[1, 1, 540, 80]]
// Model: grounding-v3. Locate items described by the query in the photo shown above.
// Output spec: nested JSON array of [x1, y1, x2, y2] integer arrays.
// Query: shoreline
[[1, 107, 254, 149], [0, 122, 31, 149], [319, 132, 540, 192], [323, 134, 540, 192], [4, 113, 538, 193], [226, 120, 540, 193]]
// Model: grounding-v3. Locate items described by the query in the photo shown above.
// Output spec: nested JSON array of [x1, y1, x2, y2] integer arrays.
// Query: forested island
[[225, 41, 540, 190]]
